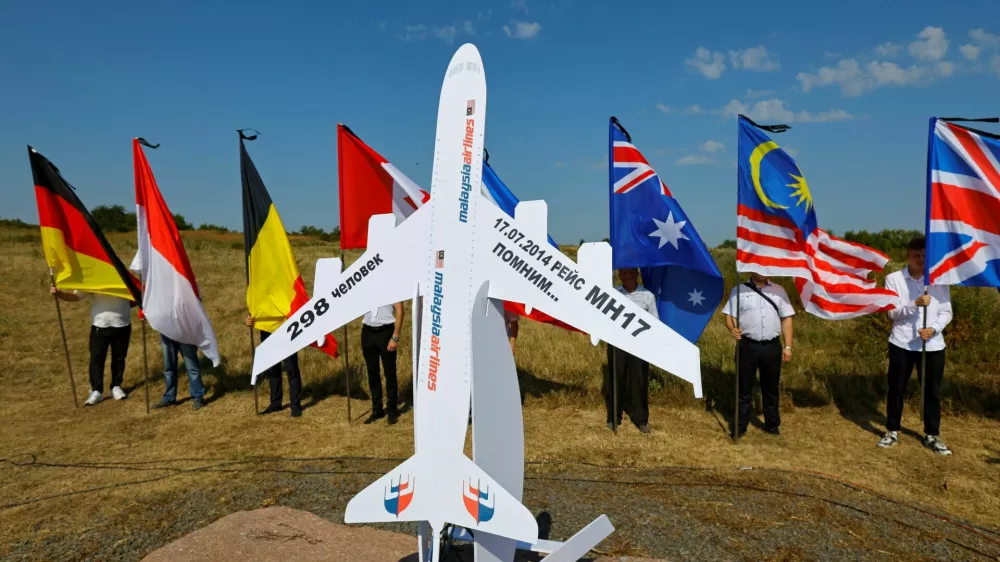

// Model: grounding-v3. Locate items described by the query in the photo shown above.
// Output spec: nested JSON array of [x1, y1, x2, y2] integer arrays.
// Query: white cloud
[[433, 26, 457, 43], [869, 60, 927, 86], [728, 46, 781, 71], [936, 61, 956, 77], [685, 47, 726, 79], [700, 140, 725, 153], [798, 58, 934, 96], [970, 28, 1000, 47], [655, 104, 673, 114], [721, 98, 853, 123], [676, 155, 712, 165], [991, 54, 1000, 76], [401, 24, 429, 41], [462, 20, 476, 35], [746, 88, 776, 99], [504, 20, 542, 39], [908, 26, 949, 61], [685, 104, 705, 115], [797, 58, 869, 96], [875, 42, 902, 58], [960, 44, 982, 60]]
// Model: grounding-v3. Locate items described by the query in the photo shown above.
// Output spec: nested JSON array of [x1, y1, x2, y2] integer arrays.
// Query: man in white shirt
[[361, 302, 404, 425], [878, 237, 953, 455], [722, 273, 795, 437], [50, 288, 133, 405], [605, 268, 659, 434]]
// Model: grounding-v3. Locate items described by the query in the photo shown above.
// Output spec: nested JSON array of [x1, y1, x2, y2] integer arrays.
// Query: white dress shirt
[[722, 281, 794, 342], [884, 268, 952, 352], [615, 284, 659, 320], [363, 304, 396, 327], [70, 291, 131, 328]]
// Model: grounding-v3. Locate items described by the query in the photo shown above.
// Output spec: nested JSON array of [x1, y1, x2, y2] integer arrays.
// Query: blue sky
[[2, 0, 999, 246]]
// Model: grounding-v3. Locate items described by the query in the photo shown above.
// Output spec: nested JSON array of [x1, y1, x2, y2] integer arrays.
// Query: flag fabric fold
[[337, 124, 429, 249], [129, 139, 220, 365], [608, 118, 723, 343], [241, 136, 338, 356], [736, 116, 898, 319], [29, 146, 141, 301], [925, 118, 1000, 287]]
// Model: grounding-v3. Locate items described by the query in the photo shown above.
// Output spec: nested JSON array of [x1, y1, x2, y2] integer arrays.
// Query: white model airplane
[[250, 43, 702, 562]]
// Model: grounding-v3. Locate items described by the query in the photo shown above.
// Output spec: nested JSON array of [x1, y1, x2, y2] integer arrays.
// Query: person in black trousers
[[604, 268, 659, 434], [722, 273, 795, 437], [246, 316, 302, 417], [362, 302, 404, 425]]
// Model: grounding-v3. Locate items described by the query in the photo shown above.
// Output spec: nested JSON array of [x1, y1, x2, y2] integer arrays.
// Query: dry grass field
[[1, 227, 999, 559]]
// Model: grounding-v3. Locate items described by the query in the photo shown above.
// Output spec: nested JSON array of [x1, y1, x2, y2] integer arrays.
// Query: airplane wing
[[251, 208, 430, 383], [473, 199, 703, 397]]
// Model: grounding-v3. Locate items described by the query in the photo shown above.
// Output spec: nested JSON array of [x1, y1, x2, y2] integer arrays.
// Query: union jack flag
[[611, 139, 670, 196], [926, 118, 1000, 287]]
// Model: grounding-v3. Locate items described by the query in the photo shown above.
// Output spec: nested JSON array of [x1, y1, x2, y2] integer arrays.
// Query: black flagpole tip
[[238, 129, 259, 141], [940, 116, 1000, 124], [740, 114, 791, 133], [610, 116, 632, 143], [484, 147, 490, 164], [136, 137, 160, 149]]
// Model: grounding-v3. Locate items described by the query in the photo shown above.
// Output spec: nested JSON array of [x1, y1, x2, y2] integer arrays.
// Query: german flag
[[241, 134, 338, 357], [30, 146, 141, 302]]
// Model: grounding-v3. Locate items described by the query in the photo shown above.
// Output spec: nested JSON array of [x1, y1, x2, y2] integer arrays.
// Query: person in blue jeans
[[152, 334, 206, 411]]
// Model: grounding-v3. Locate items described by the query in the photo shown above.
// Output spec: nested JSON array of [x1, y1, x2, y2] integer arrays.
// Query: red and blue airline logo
[[462, 478, 495, 524], [384, 475, 414, 518]]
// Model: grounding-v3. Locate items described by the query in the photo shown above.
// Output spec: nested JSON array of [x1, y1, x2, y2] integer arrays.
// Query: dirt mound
[[140, 506, 657, 562]]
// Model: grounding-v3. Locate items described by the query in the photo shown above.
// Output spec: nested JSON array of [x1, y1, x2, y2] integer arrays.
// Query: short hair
[[907, 236, 926, 252]]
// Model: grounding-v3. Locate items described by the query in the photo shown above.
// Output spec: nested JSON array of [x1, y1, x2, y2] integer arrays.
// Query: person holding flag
[[608, 117, 724, 433], [30, 146, 143, 407], [129, 138, 220, 411], [240, 131, 338, 418]]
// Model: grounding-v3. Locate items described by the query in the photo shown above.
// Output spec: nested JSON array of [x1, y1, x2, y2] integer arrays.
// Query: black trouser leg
[[285, 353, 302, 408], [736, 340, 759, 432], [604, 346, 627, 424], [362, 326, 386, 415], [259, 331, 284, 408], [628, 356, 650, 427], [885, 344, 917, 432], [758, 340, 782, 429], [918, 349, 945, 436], [88, 326, 111, 392], [380, 334, 399, 415], [108, 325, 131, 389]]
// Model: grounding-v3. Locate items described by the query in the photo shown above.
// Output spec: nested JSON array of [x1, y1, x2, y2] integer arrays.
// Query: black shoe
[[192, 399, 204, 411], [764, 426, 781, 436], [387, 412, 398, 425], [290, 404, 302, 418], [259, 404, 283, 415], [364, 411, 386, 424], [637, 424, 652, 434], [152, 400, 176, 410], [731, 427, 748, 439]]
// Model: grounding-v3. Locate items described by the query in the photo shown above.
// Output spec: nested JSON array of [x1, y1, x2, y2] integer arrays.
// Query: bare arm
[[724, 313, 741, 340], [781, 316, 793, 362], [50, 287, 80, 302], [388, 302, 404, 351]]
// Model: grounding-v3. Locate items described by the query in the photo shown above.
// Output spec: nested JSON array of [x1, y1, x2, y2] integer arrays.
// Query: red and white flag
[[129, 139, 220, 365], [337, 124, 430, 249]]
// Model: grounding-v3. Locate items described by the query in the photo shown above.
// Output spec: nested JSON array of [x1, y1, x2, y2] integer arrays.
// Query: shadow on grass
[[987, 446, 1000, 466], [517, 368, 585, 403], [300, 364, 371, 411]]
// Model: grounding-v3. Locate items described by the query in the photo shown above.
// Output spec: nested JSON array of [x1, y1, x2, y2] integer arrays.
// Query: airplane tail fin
[[344, 455, 538, 545]]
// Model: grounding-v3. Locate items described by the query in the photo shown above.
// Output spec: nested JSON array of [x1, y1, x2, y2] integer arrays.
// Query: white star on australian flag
[[649, 211, 689, 250], [687, 288, 705, 306]]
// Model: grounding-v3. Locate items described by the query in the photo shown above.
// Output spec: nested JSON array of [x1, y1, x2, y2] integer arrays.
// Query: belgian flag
[[240, 134, 338, 357], [30, 146, 141, 302]]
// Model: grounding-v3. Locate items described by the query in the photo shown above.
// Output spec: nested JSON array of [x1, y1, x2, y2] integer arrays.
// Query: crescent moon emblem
[[750, 141, 789, 210]]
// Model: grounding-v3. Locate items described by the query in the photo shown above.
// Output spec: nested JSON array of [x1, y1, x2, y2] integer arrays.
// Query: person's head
[[750, 272, 769, 285], [906, 236, 926, 273], [618, 268, 639, 290]]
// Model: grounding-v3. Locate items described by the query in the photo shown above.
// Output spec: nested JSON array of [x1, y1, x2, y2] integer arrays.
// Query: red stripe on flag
[[818, 231, 890, 263], [930, 182, 1000, 236], [737, 204, 801, 234], [736, 250, 810, 270], [816, 241, 884, 272], [35, 185, 116, 266], [503, 301, 580, 332], [615, 169, 656, 193], [338, 124, 395, 249], [612, 146, 650, 166], [804, 289, 895, 315], [737, 227, 800, 252], [929, 240, 990, 284], [947, 123, 1000, 194]]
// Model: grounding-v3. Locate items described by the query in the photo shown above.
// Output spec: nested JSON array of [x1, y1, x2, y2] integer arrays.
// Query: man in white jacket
[[878, 237, 953, 455]]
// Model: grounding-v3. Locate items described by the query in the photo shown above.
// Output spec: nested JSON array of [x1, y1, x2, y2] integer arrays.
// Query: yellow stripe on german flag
[[29, 146, 141, 302], [240, 136, 337, 357]]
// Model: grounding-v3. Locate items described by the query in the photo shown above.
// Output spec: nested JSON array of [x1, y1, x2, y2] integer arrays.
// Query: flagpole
[[342, 249, 352, 423], [733, 277, 741, 441], [49, 271, 79, 409], [139, 273, 150, 414], [611, 344, 618, 435], [920, 287, 928, 423], [249, 327, 259, 414]]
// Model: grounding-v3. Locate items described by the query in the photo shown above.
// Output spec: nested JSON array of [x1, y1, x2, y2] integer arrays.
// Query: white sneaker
[[877, 430, 898, 448], [111, 386, 127, 400], [85, 390, 103, 406], [924, 435, 953, 456]]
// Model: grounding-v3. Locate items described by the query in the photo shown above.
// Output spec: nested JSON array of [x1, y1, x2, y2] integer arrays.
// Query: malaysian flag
[[926, 118, 1000, 287], [736, 116, 898, 319]]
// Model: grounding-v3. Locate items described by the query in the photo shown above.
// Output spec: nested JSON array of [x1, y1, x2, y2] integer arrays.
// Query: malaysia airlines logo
[[462, 478, 495, 524], [383, 475, 414, 517], [427, 271, 444, 391], [458, 99, 477, 224]]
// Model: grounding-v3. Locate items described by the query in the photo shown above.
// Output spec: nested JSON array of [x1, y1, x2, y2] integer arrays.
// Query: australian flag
[[609, 117, 723, 343]]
